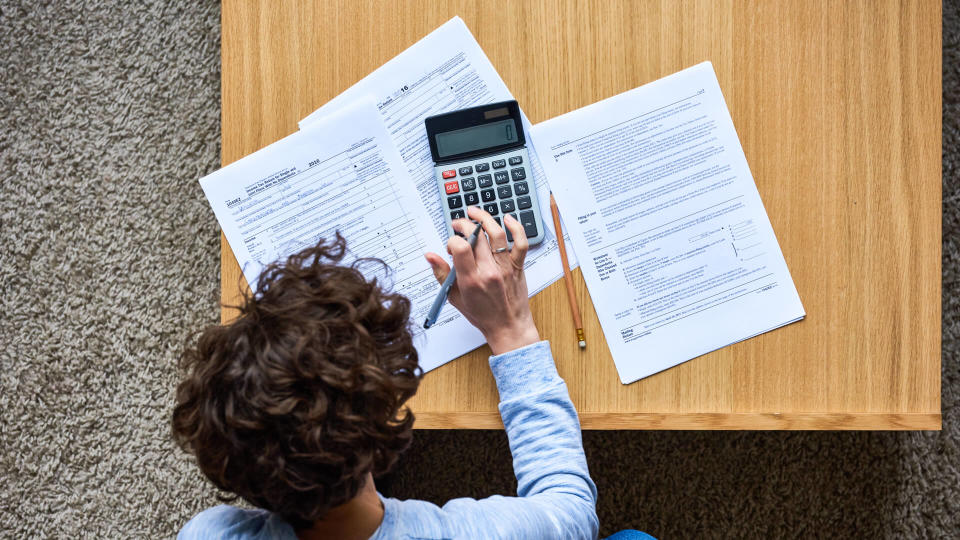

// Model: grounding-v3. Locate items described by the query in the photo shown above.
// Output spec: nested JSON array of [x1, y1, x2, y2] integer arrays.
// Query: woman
[[172, 207, 599, 539]]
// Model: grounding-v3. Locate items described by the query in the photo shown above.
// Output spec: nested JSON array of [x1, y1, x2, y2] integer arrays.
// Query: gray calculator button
[[508, 156, 523, 166], [492, 159, 506, 169], [483, 203, 499, 216], [500, 199, 515, 213], [514, 181, 529, 195], [497, 185, 512, 199], [447, 195, 463, 209], [459, 166, 473, 176], [494, 171, 509, 184], [475, 162, 490, 172], [518, 210, 538, 238], [511, 167, 526, 181], [517, 195, 532, 209], [461, 177, 476, 191], [477, 174, 493, 188], [481, 189, 496, 202], [450, 209, 465, 220], [464, 192, 480, 206]]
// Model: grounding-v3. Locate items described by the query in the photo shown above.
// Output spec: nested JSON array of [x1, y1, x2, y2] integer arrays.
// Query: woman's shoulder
[[178, 505, 297, 540]]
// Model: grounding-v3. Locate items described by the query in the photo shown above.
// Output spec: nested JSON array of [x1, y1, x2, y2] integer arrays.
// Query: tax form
[[299, 16, 576, 301], [533, 62, 805, 384], [200, 101, 484, 372]]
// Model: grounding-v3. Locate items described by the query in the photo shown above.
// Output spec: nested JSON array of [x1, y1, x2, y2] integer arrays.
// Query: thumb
[[425, 252, 463, 308], [425, 253, 450, 284]]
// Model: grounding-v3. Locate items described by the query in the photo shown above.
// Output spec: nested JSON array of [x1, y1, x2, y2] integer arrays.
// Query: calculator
[[424, 100, 544, 246]]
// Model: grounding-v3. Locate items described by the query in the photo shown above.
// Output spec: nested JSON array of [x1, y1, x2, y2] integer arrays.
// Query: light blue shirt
[[179, 341, 599, 539]]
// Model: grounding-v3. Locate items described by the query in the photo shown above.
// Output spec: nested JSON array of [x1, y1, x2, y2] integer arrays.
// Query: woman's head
[[171, 235, 420, 529]]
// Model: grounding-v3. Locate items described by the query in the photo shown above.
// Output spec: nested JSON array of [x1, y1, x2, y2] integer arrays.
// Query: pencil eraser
[[578, 340, 586, 349]]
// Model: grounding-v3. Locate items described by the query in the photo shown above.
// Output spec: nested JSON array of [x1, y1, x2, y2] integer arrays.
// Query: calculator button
[[461, 177, 476, 191], [477, 174, 493, 188], [494, 171, 509, 184], [447, 195, 463, 209], [497, 185, 512, 199], [483, 203, 499, 215], [504, 213, 518, 242], [475, 162, 490, 172], [442, 169, 456, 179], [444, 181, 459, 194], [514, 181, 529, 195], [518, 210, 538, 238], [510, 167, 526, 181], [500, 199, 516, 213], [459, 166, 473, 176], [508, 156, 523, 166], [517, 195, 532, 210], [450, 210, 465, 220], [492, 159, 506, 169], [464, 192, 480, 205], [480, 189, 496, 202]]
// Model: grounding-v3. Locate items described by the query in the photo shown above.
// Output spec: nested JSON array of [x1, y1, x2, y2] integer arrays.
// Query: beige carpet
[[1, 1, 957, 537]]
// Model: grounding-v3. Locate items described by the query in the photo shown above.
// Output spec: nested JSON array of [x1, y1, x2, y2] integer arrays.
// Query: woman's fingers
[[503, 214, 529, 270], [466, 206, 504, 268], [448, 219, 479, 280]]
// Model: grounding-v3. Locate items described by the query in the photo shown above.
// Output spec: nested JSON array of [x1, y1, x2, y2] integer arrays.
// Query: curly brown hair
[[171, 234, 420, 529]]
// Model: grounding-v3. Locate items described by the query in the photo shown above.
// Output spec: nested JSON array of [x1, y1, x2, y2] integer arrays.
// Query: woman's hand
[[424, 206, 540, 355]]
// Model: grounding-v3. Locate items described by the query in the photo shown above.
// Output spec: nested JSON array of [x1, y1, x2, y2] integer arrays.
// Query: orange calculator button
[[442, 169, 456, 179], [444, 181, 460, 194]]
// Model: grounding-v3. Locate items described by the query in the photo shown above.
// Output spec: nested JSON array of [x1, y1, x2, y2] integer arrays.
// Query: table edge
[[412, 412, 942, 430]]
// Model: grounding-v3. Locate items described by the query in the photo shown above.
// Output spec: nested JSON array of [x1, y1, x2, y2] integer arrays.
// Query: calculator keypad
[[435, 149, 541, 242]]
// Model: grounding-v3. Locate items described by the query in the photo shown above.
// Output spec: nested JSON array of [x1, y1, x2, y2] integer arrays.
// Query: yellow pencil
[[549, 193, 586, 349]]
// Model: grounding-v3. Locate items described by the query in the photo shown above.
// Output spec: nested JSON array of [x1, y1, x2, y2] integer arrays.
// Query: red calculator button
[[442, 169, 456, 179], [444, 181, 460, 194]]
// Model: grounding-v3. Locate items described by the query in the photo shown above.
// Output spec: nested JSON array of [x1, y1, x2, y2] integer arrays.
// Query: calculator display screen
[[434, 119, 518, 159]]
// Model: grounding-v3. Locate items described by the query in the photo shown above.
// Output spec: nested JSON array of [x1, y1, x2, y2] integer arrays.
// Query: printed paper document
[[533, 62, 805, 383], [300, 16, 577, 298], [200, 101, 484, 372]]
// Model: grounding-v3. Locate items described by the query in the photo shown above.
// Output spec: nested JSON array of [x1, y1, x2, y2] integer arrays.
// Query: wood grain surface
[[220, 0, 942, 430]]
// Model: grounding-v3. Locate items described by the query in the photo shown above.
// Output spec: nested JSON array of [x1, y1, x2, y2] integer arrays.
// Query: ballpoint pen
[[423, 222, 484, 329]]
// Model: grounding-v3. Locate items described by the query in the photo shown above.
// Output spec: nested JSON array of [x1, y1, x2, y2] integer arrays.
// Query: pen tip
[[578, 340, 586, 349], [423, 319, 431, 329]]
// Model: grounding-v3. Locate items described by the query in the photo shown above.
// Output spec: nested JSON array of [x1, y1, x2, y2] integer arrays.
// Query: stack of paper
[[200, 18, 575, 373]]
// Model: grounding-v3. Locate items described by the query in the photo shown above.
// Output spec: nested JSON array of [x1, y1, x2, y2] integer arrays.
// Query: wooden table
[[220, 0, 941, 430]]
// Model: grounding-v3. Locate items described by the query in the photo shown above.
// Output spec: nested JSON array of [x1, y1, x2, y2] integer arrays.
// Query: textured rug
[[1, 1, 956, 538]]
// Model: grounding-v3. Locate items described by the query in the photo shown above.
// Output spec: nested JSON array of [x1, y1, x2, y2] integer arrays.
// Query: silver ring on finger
[[492, 247, 507, 254]]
